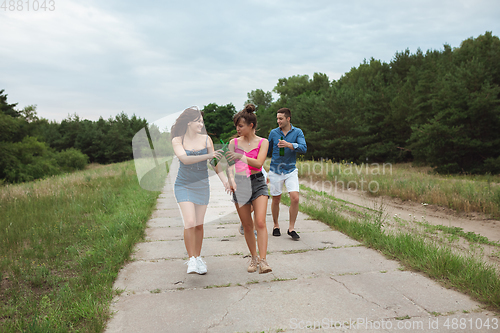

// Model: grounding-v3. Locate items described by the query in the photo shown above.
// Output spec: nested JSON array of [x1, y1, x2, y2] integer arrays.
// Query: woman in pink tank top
[[226, 104, 272, 274]]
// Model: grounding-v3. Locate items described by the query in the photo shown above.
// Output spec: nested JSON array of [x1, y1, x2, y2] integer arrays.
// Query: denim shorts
[[232, 172, 269, 206]]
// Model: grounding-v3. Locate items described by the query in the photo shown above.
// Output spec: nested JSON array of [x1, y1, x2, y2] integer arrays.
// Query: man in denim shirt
[[267, 108, 307, 240]]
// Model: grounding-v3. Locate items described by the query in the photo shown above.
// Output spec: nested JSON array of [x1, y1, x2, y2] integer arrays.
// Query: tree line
[[200, 32, 500, 174], [1, 31, 498, 184], [246, 31, 499, 174], [0, 95, 147, 183]]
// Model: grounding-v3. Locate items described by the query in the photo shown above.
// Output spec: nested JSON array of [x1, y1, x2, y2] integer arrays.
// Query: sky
[[1, 0, 499, 125]]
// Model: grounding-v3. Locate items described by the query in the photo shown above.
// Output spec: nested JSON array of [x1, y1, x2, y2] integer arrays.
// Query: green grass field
[[0, 161, 160, 332]]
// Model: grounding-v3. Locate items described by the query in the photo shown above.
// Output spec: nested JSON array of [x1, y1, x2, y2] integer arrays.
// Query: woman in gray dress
[[171, 106, 228, 274]]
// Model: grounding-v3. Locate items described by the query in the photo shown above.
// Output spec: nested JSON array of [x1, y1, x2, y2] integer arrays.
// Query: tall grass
[[296, 161, 500, 218], [0, 161, 160, 332]]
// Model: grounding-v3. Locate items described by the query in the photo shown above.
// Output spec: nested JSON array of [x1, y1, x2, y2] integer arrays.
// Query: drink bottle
[[279, 136, 285, 156], [211, 139, 235, 166], [210, 139, 228, 167]]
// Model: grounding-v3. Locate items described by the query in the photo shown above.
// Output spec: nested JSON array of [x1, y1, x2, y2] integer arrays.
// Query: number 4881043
[[443, 317, 499, 330], [1, 0, 56, 11]]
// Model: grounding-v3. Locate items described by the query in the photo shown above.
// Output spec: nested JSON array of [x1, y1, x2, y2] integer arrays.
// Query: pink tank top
[[234, 138, 264, 176]]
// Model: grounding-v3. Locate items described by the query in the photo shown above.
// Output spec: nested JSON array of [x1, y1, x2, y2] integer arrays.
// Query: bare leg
[[288, 191, 299, 232], [271, 195, 281, 229], [240, 205, 256, 235], [252, 195, 269, 259], [236, 203, 257, 257], [193, 204, 207, 256], [178, 202, 198, 258]]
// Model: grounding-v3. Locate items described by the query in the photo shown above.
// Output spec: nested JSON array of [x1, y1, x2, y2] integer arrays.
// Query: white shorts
[[268, 168, 299, 196]]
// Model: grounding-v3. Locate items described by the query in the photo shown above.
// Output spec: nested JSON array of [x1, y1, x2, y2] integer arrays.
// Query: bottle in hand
[[279, 136, 285, 156]]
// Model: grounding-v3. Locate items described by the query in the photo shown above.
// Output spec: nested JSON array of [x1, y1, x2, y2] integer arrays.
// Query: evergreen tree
[[0, 89, 19, 118]]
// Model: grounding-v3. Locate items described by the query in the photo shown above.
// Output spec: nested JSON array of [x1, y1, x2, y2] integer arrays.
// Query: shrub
[[55, 148, 88, 172]]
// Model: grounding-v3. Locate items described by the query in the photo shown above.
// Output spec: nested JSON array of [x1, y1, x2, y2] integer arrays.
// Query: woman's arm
[[226, 139, 237, 192], [172, 136, 217, 165]]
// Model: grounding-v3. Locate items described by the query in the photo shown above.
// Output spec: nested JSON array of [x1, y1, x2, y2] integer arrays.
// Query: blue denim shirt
[[267, 125, 307, 174]]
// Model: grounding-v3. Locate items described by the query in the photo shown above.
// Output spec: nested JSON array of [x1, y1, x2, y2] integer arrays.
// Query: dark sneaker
[[272, 228, 281, 236], [287, 230, 300, 240]]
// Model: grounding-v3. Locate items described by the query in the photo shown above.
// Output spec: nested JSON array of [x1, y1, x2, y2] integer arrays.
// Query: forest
[[0, 100, 147, 183], [1, 31, 499, 184]]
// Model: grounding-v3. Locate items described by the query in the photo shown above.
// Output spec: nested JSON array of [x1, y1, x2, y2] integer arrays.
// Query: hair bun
[[244, 104, 256, 113]]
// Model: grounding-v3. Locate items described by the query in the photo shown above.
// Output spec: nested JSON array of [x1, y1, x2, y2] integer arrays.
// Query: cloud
[[0, 0, 499, 123]]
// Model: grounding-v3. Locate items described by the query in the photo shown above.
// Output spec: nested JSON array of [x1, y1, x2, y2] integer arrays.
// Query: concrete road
[[105, 177, 498, 333]]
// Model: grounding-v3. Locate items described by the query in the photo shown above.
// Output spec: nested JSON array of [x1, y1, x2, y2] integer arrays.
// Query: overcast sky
[[1, 0, 499, 124]]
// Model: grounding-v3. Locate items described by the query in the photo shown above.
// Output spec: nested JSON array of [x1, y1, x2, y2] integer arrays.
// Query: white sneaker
[[196, 256, 207, 275], [185, 256, 197, 274]]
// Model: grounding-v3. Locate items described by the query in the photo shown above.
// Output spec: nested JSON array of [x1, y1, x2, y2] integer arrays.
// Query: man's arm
[[293, 129, 307, 154]]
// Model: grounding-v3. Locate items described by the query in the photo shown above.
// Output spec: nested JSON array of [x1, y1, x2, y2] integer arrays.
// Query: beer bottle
[[279, 136, 285, 156]]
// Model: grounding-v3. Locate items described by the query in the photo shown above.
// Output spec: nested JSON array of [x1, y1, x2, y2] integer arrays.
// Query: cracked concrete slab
[[332, 270, 482, 315], [151, 210, 181, 219], [207, 277, 401, 333], [147, 217, 183, 228], [296, 229, 361, 248], [154, 202, 180, 210], [106, 287, 249, 333], [268, 248, 401, 279]]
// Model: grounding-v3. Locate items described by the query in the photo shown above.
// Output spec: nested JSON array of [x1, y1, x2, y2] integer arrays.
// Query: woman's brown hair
[[170, 106, 204, 138], [233, 104, 257, 130]]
